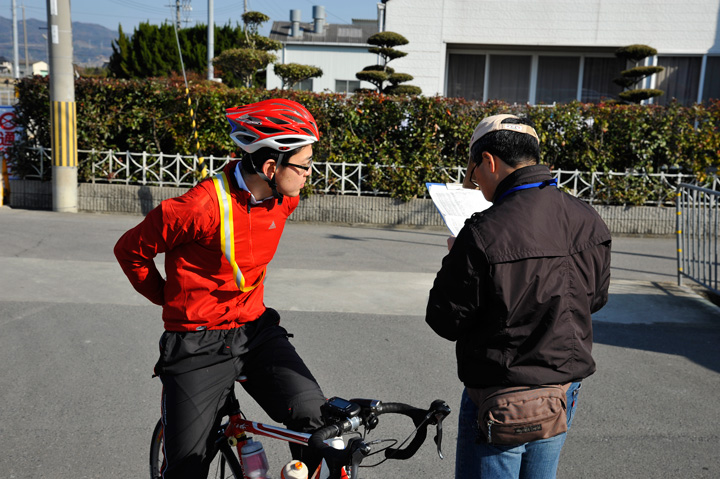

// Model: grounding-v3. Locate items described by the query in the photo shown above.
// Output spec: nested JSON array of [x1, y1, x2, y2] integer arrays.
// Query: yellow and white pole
[[46, 0, 77, 212]]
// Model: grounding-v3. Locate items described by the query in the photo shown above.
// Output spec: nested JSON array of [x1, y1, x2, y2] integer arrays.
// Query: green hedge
[[11, 76, 720, 201]]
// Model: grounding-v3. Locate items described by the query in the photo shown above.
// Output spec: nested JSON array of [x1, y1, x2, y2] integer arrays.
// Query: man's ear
[[482, 151, 497, 174], [261, 159, 277, 179]]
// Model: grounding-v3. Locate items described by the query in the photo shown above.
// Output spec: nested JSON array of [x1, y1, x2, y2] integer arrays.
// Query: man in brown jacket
[[426, 114, 611, 478]]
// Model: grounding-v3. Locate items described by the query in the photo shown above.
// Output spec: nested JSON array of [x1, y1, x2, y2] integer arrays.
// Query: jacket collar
[[492, 164, 552, 203], [222, 161, 274, 206]]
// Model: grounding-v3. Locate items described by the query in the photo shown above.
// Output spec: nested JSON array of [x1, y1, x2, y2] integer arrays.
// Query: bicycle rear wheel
[[149, 419, 244, 479]]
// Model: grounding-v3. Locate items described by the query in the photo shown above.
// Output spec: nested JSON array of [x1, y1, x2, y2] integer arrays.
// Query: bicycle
[[149, 379, 451, 479]]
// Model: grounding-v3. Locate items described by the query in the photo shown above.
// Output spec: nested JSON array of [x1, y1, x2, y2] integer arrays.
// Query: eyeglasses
[[285, 160, 313, 172], [468, 161, 480, 188]]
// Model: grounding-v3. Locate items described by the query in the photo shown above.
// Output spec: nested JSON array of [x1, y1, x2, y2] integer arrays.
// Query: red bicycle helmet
[[226, 99, 319, 153]]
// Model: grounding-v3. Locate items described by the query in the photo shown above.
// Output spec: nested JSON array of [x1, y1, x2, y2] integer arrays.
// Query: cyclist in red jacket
[[114, 99, 326, 478]]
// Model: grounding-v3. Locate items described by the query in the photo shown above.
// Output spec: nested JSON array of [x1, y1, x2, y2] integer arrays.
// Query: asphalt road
[[0, 207, 718, 478]]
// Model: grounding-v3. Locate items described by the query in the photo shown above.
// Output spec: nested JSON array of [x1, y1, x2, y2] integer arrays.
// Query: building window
[[336, 80, 361, 93], [702, 56, 720, 102], [291, 78, 313, 91], [581, 57, 624, 103], [444, 49, 655, 105], [537, 56, 580, 104], [447, 54, 485, 101], [655, 56, 701, 105], [487, 55, 531, 104]]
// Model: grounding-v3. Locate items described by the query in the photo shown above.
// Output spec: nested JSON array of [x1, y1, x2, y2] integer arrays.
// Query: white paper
[[426, 182, 492, 236]]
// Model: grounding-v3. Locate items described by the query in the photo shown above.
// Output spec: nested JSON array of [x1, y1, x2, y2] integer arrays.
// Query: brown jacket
[[426, 165, 611, 387]]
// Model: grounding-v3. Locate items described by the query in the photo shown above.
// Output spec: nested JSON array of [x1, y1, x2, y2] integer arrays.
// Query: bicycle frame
[[150, 389, 450, 479], [225, 415, 311, 446], [223, 411, 349, 479]]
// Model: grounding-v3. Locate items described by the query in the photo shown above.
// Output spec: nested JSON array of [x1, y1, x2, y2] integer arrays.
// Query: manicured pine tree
[[274, 63, 323, 90], [613, 44, 664, 103], [212, 12, 281, 88], [356, 31, 421, 95]]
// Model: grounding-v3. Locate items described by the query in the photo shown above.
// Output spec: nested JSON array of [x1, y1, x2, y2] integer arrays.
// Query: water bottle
[[240, 438, 271, 478], [280, 460, 308, 479]]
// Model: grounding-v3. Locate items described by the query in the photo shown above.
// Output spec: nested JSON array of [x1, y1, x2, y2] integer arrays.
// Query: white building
[[19, 61, 49, 77], [267, 5, 381, 93], [0, 60, 49, 78], [0, 57, 11, 76], [383, 0, 720, 105]]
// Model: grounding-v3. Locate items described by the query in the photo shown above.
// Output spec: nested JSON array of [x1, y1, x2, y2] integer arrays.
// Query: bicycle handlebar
[[307, 398, 451, 479]]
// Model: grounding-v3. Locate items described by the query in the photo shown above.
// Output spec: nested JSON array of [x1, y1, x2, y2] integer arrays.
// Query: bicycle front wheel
[[149, 419, 244, 479]]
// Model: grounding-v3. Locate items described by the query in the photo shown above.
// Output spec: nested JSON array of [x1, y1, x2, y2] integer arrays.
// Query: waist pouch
[[468, 384, 569, 446]]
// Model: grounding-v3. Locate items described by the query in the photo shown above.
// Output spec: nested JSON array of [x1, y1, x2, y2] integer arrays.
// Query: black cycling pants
[[157, 311, 326, 479]]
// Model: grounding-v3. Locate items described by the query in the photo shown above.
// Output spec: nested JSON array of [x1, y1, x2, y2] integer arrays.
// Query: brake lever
[[347, 437, 370, 479], [434, 417, 445, 460], [430, 400, 451, 460]]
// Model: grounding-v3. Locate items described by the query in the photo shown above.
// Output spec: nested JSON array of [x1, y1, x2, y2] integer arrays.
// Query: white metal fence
[[676, 184, 720, 295], [14, 146, 720, 205]]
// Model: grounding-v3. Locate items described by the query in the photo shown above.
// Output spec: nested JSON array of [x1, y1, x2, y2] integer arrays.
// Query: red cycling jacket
[[114, 160, 298, 332]]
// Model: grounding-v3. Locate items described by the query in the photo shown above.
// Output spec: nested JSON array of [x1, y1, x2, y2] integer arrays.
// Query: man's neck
[[241, 169, 273, 201]]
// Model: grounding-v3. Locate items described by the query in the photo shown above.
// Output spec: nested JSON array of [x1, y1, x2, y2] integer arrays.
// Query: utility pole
[[22, 5, 30, 73], [12, 0, 20, 78], [172, 1, 193, 29], [46, 0, 77, 212], [244, 0, 248, 14], [207, 0, 214, 80]]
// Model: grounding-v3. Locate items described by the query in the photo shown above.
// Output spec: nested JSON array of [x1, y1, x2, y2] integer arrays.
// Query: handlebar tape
[[308, 423, 352, 478], [376, 402, 431, 460], [308, 423, 345, 451], [376, 402, 428, 426], [382, 403, 428, 460]]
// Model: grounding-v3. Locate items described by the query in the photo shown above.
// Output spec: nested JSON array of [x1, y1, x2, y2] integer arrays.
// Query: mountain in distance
[[0, 16, 118, 67]]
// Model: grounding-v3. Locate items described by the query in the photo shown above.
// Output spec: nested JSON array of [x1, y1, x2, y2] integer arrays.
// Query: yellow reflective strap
[[212, 172, 264, 292], [212, 172, 240, 286]]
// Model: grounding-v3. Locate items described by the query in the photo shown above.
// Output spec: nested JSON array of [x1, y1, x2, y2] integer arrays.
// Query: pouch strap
[[467, 383, 572, 409]]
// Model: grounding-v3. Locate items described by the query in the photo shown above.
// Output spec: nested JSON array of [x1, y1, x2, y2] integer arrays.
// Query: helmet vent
[[266, 116, 291, 125], [256, 126, 284, 134], [300, 128, 314, 136], [281, 113, 304, 123], [276, 138, 303, 145], [232, 133, 255, 144]]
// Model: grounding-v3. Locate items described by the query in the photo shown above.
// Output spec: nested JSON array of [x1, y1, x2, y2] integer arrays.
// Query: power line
[[109, 0, 168, 15], [165, 0, 193, 29]]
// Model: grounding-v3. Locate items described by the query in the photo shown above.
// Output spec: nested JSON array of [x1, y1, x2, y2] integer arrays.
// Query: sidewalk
[[0, 207, 718, 478]]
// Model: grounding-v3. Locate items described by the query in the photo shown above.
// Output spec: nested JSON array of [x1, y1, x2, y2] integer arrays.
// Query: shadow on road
[[594, 321, 720, 375]]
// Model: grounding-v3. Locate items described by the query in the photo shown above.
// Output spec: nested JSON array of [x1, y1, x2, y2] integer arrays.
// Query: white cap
[[469, 114, 539, 152]]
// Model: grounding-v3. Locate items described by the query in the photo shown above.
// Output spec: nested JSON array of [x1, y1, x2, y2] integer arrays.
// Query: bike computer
[[322, 397, 361, 419]]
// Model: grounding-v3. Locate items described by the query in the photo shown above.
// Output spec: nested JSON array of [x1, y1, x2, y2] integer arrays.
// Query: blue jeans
[[455, 382, 582, 479]]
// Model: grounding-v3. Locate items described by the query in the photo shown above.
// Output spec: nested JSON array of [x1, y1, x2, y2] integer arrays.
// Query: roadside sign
[[0, 105, 19, 157], [0, 105, 19, 204]]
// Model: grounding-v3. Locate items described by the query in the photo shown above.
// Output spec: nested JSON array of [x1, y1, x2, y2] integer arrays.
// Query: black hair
[[241, 146, 304, 175], [470, 117, 541, 168]]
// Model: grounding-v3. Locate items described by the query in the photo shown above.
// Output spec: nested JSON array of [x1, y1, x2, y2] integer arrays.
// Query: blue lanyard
[[495, 179, 558, 202]]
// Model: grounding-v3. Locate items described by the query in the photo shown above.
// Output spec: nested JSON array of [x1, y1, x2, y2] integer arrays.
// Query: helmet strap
[[242, 154, 285, 205]]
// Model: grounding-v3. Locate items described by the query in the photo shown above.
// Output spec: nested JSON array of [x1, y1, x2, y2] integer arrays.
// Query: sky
[[2, 0, 381, 35]]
